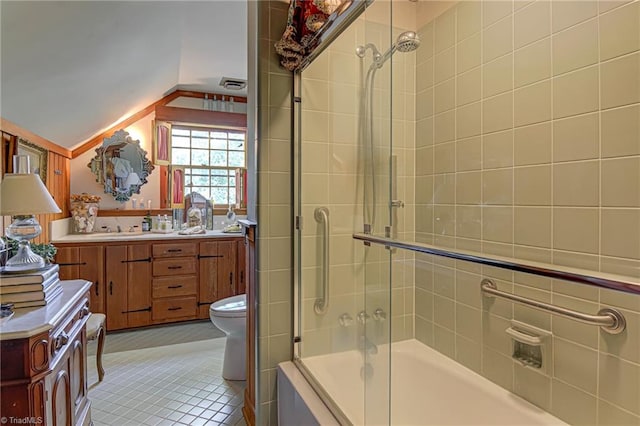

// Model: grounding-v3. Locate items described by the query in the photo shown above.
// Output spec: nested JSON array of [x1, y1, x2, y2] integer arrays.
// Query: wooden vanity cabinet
[[56, 245, 105, 314], [197, 240, 237, 319], [0, 281, 91, 426], [105, 244, 152, 330], [151, 242, 198, 323]]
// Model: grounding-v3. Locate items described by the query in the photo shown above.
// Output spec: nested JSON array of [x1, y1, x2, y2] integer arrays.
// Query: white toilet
[[209, 294, 247, 380]]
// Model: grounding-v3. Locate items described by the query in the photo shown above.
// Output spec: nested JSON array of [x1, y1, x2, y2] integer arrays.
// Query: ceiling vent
[[219, 77, 247, 90]]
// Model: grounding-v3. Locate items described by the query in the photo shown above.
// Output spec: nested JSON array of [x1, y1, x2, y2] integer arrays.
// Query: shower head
[[356, 31, 421, 68], [395, 31, 420, 53]]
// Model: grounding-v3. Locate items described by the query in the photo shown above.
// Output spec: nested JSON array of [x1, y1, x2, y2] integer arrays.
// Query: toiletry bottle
[[229, 97, 235, 112], [143, 212, 151, 232], [156, 214, 161, 231], [221, 95, 226, 111], [216, 96, 222, 111], [203, 94, 209, 110], [212, 95, 218, 111]]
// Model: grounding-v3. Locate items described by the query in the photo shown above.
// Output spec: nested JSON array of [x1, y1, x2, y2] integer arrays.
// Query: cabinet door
[[105, 246, 128, 330], [237, 240, 246, 295], [56, 247, 80, 281], [217, 241, 237, 301], [69, 329, 88, 425], [79, 246, 105, 314], [198, 241, 219, 318], [49, 355, 72, 426], [126, 244, 152, 328]]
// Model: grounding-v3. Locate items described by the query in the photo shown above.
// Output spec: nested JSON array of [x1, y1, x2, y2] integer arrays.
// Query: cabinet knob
[[54, 333, 69, 350], [80, 306, 90, 318]]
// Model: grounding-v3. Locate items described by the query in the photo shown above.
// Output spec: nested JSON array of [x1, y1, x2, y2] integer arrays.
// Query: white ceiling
[[1, 1, 248, 150]]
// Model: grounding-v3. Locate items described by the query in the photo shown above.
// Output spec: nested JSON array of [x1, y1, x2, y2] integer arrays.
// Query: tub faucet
[[359, 335, 378, 356]]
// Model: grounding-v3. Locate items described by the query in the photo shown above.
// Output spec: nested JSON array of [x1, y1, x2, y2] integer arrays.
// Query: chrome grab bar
[[352, 233, 640, 295], [314, 207, 330, 315], [481, 279, 626, 334]]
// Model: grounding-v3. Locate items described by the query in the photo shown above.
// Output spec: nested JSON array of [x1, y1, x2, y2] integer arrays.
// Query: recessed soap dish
[[506, 320, 551, 373]]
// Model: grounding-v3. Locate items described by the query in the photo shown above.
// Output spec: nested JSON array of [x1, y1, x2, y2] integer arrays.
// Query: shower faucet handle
[[390, 200, 405, 208], [357, 310, 370, 324], [373, 308, 387, 321]]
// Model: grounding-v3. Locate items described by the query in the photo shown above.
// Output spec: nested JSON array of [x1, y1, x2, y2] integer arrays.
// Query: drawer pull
[[80, 306, 90, 318], [121, 257, 152, 263], [55, 333, 69, 350], [167, 307, 183, 311], [168, 285, 183, 289], [59, 261, 87, 266], [95, 281, 99, 296], [197, 254, 223, 259], [167, 266, 182, 270], [167, 249, 183, 253], [109, 281, 113, 295], [122, 307, 152, 313]]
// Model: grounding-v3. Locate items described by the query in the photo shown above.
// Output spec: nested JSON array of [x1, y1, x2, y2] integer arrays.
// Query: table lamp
[[0, 155, 61, 272]]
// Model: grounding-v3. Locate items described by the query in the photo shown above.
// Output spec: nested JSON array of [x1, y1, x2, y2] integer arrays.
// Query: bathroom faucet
[[116, 225, 122, 233], [358, 335, 378, 356]]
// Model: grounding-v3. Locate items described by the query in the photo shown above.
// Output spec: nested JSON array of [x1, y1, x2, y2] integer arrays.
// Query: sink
[[87, 232, 147, 238]]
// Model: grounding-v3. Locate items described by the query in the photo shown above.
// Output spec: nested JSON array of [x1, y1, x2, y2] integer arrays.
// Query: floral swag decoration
[[275, 0, 343, 71]]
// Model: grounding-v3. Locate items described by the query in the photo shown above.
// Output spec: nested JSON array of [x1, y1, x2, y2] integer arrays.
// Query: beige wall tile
[[598, 400, 640, 426], [601, 209, 640, 259], [417, 88, 434, 120], [513, 365, 551, 410], [514, 122, 552, 166], [416, 57, 434, 92], [435, 8, 456, 53], [601, 104, 640, 158], [552, 1, 598, 33], [553, 161, 599, 207], [552, 18, 598, 76], [553, 65, 599, 119], [554, 338, 598, 393], [483, 1, 512, 28], [457, 32, 481, 75], [601, 52, 640, 109], [434, 324, 456, 357], [416, 146, 433, 175], [416, 117, 434, 147], [602, 157, 640, 207], [456, 102, 482, 139], [416, 176, 434, 204], [553, 208, 599, 253], [550, 379, 597, 425], [329, 82, 358, 115], [435, 79, 455, 114], [482, 313, 513, 355], [514, 1, 551, 49], [599, 1, 640, 61], [514, 207, 551, 248], [553, 113, 599, 162], [599, 353, 640, 415], [456, 336, 482, 373], [514, 80, 552, 127], [600, 309, 640, 364], [514, 165, 551, 205], [456, 303, 482, 341], [483, 93, 513, 133], [456, 205, 482, 238], [483, 169, 513, 205], [457, 1, 481, 41], [434, 141, 456, 174], [484, 129, 513, 169], [599, 0, 633, 14], [483, 348, 514, 391], [483, 16, 513, 63], [434, 110, 455, 144], [435, 47, 455, 85], [514, 37, 551, 88], [457, 136, 482, 172], [552, 253, 600, 279], [483, 54, 513, 98], [483, 206, 513, 243], [433, 175, 456, 205], [457, 67, 482, 106], [418, 22, 434, 62]]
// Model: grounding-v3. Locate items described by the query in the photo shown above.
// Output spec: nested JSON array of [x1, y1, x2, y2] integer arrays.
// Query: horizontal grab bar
[[481, 279, 626, 334], [352, 233, 640, 296]]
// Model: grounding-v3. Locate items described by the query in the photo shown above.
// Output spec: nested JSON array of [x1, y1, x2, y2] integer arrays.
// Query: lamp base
[[3, 246, 46, 272]]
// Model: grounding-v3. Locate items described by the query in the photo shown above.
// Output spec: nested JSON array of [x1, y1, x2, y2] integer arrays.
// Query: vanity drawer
[[152, 243, 197, 258], [153, 275, 197, 298], [153, 257, 197, 276], [152, 297, 197, 321]]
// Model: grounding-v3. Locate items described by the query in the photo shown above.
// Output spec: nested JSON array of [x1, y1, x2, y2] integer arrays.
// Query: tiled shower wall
[[413, 1, 640, 424]]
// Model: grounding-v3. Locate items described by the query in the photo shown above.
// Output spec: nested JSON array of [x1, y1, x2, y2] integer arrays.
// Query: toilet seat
[[210, 294, 246, 318]]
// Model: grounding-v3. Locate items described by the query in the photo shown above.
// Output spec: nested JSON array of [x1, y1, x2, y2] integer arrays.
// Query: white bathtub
[[279, 339, 566, 425]]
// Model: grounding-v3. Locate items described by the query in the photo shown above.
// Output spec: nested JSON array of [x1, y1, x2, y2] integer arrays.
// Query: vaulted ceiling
[[1, 1, 248, 150]]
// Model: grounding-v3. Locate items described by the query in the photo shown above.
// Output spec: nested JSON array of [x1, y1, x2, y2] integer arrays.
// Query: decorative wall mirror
[[17, 138, 48, 183], [88, 129, 154, 202]]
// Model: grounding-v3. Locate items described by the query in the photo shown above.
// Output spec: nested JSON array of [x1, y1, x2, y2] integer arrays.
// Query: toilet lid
[[210, 294, 246, 318]]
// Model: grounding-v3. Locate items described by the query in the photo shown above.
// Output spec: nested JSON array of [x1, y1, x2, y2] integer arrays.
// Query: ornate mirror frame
[[88, 129, 154, 202]]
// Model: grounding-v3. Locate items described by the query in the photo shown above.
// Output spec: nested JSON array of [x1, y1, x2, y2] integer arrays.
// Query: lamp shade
[[0, 173, 62, 216]]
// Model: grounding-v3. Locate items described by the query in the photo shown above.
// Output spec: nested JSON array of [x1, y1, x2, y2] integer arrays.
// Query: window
[[170, 126, 246, 205]]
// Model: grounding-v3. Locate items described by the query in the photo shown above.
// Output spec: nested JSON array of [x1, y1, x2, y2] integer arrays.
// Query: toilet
[[209, 294, 247, 380]]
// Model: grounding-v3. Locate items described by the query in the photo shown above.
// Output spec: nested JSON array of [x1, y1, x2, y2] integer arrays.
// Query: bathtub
[[279, 339, 566, 425]]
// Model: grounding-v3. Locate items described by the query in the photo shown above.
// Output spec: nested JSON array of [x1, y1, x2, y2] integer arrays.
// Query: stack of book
[[0, 264, 62, 309]]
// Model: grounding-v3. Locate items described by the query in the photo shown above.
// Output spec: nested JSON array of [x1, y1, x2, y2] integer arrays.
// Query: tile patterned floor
[[87, 333, 246, 425]]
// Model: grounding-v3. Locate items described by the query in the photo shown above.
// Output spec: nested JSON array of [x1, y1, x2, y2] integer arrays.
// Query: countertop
[[0, 280, 92, 340], [51, 229, 243, 244]]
